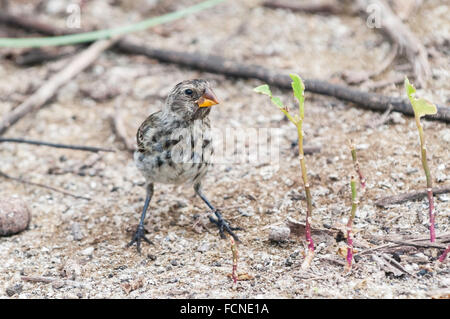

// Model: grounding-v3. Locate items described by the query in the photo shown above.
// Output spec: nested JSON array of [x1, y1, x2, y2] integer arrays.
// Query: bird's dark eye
[[184, 89, 193, 95]]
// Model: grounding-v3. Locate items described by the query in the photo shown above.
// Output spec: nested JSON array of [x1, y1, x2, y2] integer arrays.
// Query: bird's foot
[[209, 209, 243, 242], [127, 224, 153, 253]]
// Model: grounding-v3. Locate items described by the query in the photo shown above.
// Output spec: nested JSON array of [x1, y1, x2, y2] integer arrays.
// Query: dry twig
[[0, 170, 91, 200], [0, 137, 114, 153], [0, 13, 448, 122], [262, 0, 345, 15], [0, 37, 118, 135], [375, 185, 450, 207]]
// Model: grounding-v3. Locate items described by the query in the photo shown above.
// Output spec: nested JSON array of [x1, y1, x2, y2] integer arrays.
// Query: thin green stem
[[296, 121, 315, 269], [350, 140, 366, 190], [346, 177, 358, 271], [415, 116, 436, 242], [0, 0, 224, 48]]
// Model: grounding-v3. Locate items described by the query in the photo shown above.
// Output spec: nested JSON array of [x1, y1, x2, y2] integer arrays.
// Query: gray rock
[[269, 226, 290, 242], [71, 222, 84, 241], [5, 284, 23, 297], [0, 197, 31, 236], [238, 208, 254, 217], [81, 247, 94, 256]]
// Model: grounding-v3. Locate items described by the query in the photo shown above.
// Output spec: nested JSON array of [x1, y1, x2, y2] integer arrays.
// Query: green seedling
[[254, 74, 315, 269], [404, 77, 437, 242], [346, 176, 358, 271], [349, 140, 366, 190]]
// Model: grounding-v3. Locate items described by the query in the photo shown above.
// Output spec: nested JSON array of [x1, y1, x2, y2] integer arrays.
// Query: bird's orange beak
[[196, 87, 219, 107]]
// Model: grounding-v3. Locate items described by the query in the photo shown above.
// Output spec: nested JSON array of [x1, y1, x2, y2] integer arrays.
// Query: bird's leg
[[128, 183, 154, 253], [194, 183, 242, 242]]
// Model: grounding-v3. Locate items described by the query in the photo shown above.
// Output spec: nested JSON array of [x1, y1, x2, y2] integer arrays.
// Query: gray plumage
[[128, 79, 240, 253], [134, 79, 214, 185]]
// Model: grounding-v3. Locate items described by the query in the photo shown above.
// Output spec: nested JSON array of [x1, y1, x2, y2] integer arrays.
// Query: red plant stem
[[439, 245, 450, 262], [427, 188, 436, 242], [346, 227, 354, 267], [357, 170, 366, 190]]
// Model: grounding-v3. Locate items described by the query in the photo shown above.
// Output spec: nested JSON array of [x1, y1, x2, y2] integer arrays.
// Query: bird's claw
[[209, 210, 242, 242], [127, 224, 153, 253]]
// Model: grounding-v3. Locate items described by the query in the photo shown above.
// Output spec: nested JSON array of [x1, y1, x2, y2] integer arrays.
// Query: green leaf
[[271, 96, 284, 109], [253, 84, 272, 97], [405, 77, 437, 118], [404, 77, 415, 99], [289, 73, 305, 102], [410, 98, 437, 118], [289, 73, 305, 119]]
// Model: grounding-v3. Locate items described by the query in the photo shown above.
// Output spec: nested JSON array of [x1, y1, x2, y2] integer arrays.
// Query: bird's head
[[164, 79, 219, 121]]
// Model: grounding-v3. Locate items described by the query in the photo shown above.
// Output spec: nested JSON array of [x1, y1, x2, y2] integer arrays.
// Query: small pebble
[[81, 247, 94, 256], [238, 208, 254, 217], [356, 143, 369, 151], [71, 222, 84, 241], [284, 258, 293, 267], [328, 174, 339, 181], [52, 280, 65, 289], [0, 197, 31, 236], [406, 168, 419, 175], [5, 284, 23, 297], [268, 226, 290, 242]]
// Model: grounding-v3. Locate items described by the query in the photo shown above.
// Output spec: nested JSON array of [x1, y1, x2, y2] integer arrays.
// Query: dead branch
[[371, 254, 405, 277], [375, 185, 450, 207], [262, 0, 345, 15], [116, 41, 450, 122], [0, 37, 118, 135], [0, 137, 115, 153], [21, 276, 55, 283], [370, 232, 450, 243], [15, 47, 80, 66], [21, 276, 84, 288], [0, 170, 91, 200], [387, 239, 447, 250], [355, 0, 430, 87], [381, 253, 416, 277], [1, 12, 449, 122]]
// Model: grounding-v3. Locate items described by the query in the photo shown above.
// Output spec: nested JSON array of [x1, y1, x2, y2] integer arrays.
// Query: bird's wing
[[136, 111, 162, 153]]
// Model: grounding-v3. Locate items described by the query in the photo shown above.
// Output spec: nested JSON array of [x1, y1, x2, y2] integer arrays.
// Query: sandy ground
[[0, 0, 449, 298]]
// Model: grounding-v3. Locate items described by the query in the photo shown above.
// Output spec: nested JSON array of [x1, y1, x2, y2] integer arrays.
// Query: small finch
[[128, 79, 241, 252]]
